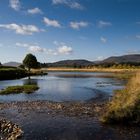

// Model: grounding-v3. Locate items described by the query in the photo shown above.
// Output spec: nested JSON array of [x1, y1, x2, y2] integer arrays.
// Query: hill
[[101, 54, 140, 64], [42, 54, 140, 68], [3, 54, 140, 68], [45, 60, 94, 68], [3, 62, 22, 67]]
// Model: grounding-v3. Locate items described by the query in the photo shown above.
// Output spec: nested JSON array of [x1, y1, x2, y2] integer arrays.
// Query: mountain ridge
[[2, 54, 140, 67], [101, 54, 140, 64], [3, 61, 22, 67]]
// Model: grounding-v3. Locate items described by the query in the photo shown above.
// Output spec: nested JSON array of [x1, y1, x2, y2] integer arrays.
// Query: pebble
[[0, 119, 23, 140]]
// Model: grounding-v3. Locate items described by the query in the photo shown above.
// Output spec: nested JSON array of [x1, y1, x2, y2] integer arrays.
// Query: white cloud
[[70, 21, 89, 29], [52, 0, 84, 10], [46, 49, 58, 55], [100, 37, 107, 43], [0, 23, 41, 35], [96, 56, 104, 61], [53, 41, 73, 55], [127, 50, 140, 55], [98, 20, 112, 28], [136, 35, 140, 39], [27, 7, 42, 14], [9, 0, 20, 11], [53, 41, 65, 46], [16, 42, 29, 47], [58, 45, 73, 54], [43, 17, 61, 28], [53, 40, 59, 46], [29, 46, 46, 53], [16, 41, 73, 55], [16, 42, 46, 53]]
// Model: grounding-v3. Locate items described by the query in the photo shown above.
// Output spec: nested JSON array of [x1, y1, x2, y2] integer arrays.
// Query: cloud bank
[[16, 41, 73, 55], [52, 0, 84, 10], [43, 17, 61, 28], [27, 7, 42, 14], [70, 21, 89, 29], [0, 23, 41, 35], [98, 20, 112, 28], [9, 0, 20, 11]]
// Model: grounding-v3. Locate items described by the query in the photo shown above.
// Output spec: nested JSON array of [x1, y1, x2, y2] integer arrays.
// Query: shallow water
[[0, 72, 124, 102], [3, 107, 140, 140], [0, 72, 140, 140]]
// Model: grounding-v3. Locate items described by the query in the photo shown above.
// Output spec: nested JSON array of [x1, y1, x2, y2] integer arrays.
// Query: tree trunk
[[28, 67, 30, 73]]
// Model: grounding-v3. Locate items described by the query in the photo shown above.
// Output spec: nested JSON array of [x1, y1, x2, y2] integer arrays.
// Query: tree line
[[1, 54, 140, 70]]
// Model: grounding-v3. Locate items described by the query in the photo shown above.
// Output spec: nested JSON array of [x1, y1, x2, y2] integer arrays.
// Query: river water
[[0, 72, 123, 102], [0, 72, 140, 140]]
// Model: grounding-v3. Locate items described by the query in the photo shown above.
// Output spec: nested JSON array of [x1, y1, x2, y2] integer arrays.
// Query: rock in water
[[0, 119, 23, 140]]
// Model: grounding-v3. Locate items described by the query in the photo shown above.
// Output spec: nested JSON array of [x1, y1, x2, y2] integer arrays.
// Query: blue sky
[[0, 0, 140, 63]]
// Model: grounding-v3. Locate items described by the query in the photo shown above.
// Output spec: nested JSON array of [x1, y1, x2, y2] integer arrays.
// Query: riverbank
[[45, 68, 139, 80], [0, 67, 27, 80], [0, 119, 23, 140], [102, 72, 140, 125], [0, 100, 103, 140], [46, 67, 140, 73], [0, 66, 47, 80], [0, 100, 140, 140]]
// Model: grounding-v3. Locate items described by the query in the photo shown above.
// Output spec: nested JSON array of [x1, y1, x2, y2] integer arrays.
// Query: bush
[[0, 85, 39, 94], [102, 72, 140, 124], [0, 68, 27, 80]]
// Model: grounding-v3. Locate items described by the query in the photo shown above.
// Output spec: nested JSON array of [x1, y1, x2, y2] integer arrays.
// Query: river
[[0, 72, 140, 140]]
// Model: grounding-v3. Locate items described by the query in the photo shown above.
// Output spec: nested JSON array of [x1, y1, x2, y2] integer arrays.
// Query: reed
[[102, 72, 140, 124]]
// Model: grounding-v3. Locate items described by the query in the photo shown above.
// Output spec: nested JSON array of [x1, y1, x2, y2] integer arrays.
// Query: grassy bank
[[46, 67, 140, 73], [0, 66, 27, 80], [102, 72, 140, 124], [45, 67, 137, 80], [0, 85, 39, 94], [0, 66, 47, 80]]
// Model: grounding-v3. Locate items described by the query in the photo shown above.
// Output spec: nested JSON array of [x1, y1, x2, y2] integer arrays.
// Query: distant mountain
[[3, 62, 22, 67], [101, 54, 140, 64], [46, 59, 94, 67], [3, 54, 140, 68], [44, 54, 140, 67]]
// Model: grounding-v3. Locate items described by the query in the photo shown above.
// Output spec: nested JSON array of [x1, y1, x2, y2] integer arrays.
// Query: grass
[[46, 67, 136, 80], [0, 67, 27, 80], [29, 69, 48, 76], [102, 72, 140, 124], [0, 85, 39, 94], [0, 67, 47, 80], [105, 72, 134, 80], [46, 67, 140, 73]]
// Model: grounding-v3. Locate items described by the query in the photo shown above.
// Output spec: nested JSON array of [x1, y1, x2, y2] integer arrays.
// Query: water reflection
[[0, 72, 124, 102], [23, 78, 38, 86]]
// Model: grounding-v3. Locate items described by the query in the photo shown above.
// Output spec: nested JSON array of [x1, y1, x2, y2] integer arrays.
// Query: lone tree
[[23, 53, 38, 72]]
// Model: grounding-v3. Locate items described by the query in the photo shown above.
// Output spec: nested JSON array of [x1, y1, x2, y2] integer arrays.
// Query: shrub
[[102, 72, 140, 124], [0, 68, 27, 80], [0, 85, 39, 94]]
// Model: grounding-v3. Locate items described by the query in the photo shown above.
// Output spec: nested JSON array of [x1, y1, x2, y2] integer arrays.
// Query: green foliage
[[23, 53, 38, 71], [40, 61, 140, 69], [18, 64, 25, 69], [0, 66, 47, 80], [0, 85, 39, 94], [0, 67, 27, 80], [102, 72, 140, 124]]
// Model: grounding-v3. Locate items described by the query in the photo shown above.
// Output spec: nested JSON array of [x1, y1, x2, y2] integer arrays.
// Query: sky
[[0, 0, 140, 63]]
